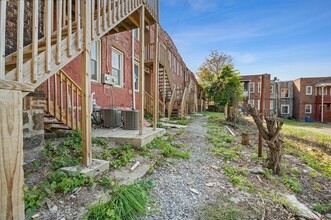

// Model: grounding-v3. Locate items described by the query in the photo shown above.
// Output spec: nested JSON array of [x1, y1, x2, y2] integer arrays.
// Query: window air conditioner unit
[[101, 73, 116, 85], [122, 110, 139, 130], [100, 108, 122, 127]]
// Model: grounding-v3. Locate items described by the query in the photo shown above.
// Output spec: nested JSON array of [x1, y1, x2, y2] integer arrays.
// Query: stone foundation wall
[[22, 88, 45, 161]]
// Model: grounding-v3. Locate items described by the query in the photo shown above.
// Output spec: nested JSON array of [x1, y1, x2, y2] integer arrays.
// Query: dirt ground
[[24, 114, 331, 219]]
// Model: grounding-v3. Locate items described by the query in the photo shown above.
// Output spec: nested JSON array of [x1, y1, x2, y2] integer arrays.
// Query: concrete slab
[[92, 127, 166, 147], [111, 164, 151, 185], [160, 122, 187, 129], [61, 159, 110, 177]]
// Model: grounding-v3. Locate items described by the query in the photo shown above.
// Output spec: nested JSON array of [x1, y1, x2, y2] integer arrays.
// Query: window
[[134, 62, 139, 91], [257, 100, 260, 110], [305, 104, 312, 114], [281, 105, 290, 114], [270, 100, 274, 110], [270, 85, 274, 94], [281, 88, 290, 98], [258, 82, 261, 93], [168, 51, 172, 69], [322, 87, 327, 95], [133, 28, 139, 40], [91, 41, 100, 81], [112, 48, 123, 86], [306, 86, 312, 95], [249, 82, 255, 93], [249, 99, 255, 106]]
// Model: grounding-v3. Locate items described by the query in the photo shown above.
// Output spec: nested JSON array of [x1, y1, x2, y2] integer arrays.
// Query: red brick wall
[[240, 74, 271, 115], [293, 77, 331, 121], [5, 0, 44, 55]]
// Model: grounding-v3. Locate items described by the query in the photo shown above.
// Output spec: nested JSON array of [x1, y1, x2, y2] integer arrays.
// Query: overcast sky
[[159, 0, 331, 81]]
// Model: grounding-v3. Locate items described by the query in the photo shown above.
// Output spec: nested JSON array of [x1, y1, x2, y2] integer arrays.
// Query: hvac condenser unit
[[122, 110, 139, 130], [100, 108, 122, 128]]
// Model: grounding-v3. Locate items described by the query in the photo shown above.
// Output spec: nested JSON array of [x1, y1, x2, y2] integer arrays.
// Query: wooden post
[[258, 74, 265, 157], [16, 0, 24, 82], [45, 0, 52, 72], [56, 0, 63, 65], [139, 4, 145, 135], [81, 0, 92, 166], [153, 24, 159, 130], [32, 0, 39, 82], [0, 90, 25, 219], [0, 0, 7, 79]]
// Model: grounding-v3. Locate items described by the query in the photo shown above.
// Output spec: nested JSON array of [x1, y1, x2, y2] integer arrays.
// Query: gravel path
[[146, 116, 228, 220]]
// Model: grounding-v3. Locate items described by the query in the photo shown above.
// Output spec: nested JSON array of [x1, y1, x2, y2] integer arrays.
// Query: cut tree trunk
[[248, 104, 283, 174], [241, 132, 250, 145]]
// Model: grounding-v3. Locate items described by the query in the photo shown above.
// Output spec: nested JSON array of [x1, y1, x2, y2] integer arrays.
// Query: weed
[[110, 145, 134, 169], [222, 165, 253, 191], [291, 167, 302, 175], [281, 175, 302, 192], [98, 177, 114, 190], [92, 137, 108, 147], [33, 160, 41, 169], [85, 179, 155, 220], [313, 202, 331, 214], [314, 181, 321, 191], [175, 128, 185, 136], [171, 143, 186, 149], [146, 137, 190, 159], [164, 132, 174, 142], [310, 172, 317, 178]]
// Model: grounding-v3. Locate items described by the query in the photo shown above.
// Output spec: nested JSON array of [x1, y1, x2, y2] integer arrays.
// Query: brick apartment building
[[240, 73, 271, 116], [293, 77, 331, 122], [240, 74, 331, 122]]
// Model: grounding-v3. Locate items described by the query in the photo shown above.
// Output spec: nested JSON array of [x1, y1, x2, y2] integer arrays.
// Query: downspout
[[132, 30, 136, 109], [321, 85, 324, 122]]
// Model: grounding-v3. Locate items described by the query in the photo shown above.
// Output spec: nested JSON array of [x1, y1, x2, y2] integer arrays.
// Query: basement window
[[281, 105, 290, 114], [305, 104, 312, 114]]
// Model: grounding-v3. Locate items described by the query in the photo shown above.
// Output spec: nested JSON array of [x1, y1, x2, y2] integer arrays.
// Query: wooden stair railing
[[144, 91, 154, 114], [145, 42, 174, 101], [167, 86, 177, 119], [45, 70, 82, 130], [1, 0, 158, 95], [180, 80, 193, 117]]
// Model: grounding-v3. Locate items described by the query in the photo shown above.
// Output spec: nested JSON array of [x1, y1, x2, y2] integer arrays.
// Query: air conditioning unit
[[122, 110, 139, 130], [100, 108, 122, 128], [101, 73, 116, 85]]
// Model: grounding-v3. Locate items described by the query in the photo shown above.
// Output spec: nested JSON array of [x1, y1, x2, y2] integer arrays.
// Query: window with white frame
[[281, 105, 290, 114], [306, 86, 312, 95], [249, 82, 255, 93], [91, 41, 100, 81], [281, 88, 290, 98], [322, 87, 327, 95], [270, 100, 274, 110], [257, 100, 260, 110], [168, 51, 172, 69], [249, 99, 255, 107], [270, 85, 274, 94], [134, 62, 139, 91], [133, 28, 139, 40], [112, 48, 123, 86], [258, 82, 261, 93], [305, 104, 312, 114]]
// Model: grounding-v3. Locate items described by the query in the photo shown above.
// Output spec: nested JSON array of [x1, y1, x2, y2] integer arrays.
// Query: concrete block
[[61, 159, 110, 177]]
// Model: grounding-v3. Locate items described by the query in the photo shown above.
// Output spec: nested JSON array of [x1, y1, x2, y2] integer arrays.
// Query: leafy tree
[[206, 64, 242, 120], [197, 50, 232, 89]]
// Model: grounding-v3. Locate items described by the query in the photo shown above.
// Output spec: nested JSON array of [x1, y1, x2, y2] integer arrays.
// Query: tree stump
[[241, 132, 250, 145]]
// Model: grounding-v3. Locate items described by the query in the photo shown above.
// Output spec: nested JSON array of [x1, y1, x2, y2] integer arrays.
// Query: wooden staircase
[[1, 0, 159, 93], [0, 1, 159, 218], [145, 41, 174, 116]]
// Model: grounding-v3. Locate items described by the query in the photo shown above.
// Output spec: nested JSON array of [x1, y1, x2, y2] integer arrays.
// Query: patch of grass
[[24, 170, 93, 216], [175, 128, 185, 136], [92, 137, 109, 147], [313, 202, 331, 214], [171, 143, 186, 149], [146, 137, 190, 159], [222, 165, 254, 191], [281, 175, 302, 192], [285, 138, 331, 177], [110, 145, 134, 169], [291, 167, 302, 175], [310, 172, 317, 178], [84, 179, 155, 220]]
